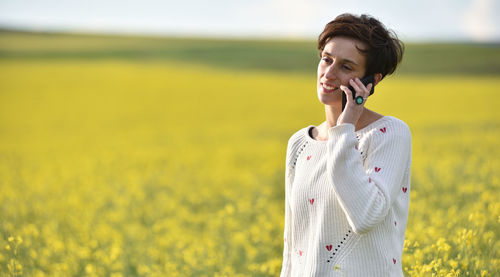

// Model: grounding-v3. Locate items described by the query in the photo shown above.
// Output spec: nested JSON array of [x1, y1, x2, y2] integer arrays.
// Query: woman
[[280, 14, 411, 276]]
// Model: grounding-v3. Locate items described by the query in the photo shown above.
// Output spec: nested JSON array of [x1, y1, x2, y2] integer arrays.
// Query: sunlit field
[[0, 32, 499, 276]]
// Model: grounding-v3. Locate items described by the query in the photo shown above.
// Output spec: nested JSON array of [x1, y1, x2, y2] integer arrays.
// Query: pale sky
[[0, 0, 499, 42]]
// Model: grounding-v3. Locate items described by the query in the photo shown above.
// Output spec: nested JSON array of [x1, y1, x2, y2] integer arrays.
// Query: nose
[[324, 64, 337, 80]]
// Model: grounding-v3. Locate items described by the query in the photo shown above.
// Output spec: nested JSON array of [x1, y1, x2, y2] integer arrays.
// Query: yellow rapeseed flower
[[0, 42, 498, 276]]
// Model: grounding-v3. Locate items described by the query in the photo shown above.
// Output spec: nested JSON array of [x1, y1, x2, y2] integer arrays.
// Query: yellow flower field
[[0, 59, 498, 276]]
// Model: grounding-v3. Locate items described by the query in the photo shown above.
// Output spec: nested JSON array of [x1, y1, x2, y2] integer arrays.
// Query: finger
[[366, 83, 373, 95], [349, 78, 362, 97], [340, 85, 353, 103], [354, 78, 370, 97], [358, 84, 373, 106]]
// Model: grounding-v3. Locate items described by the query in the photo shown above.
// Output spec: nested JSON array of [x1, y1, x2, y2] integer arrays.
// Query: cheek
[[339, 74, 355, 86], [317, 65, 323, 79], [339, 77, 348, 86]]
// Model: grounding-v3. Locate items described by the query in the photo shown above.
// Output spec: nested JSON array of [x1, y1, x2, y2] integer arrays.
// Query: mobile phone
[[342, 75, 375, 111]]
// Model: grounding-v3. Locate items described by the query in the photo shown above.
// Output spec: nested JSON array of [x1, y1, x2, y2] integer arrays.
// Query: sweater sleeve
[[280, 135, 299, 277], [326, 122, 411, 234], [279, 176, 292, 277]]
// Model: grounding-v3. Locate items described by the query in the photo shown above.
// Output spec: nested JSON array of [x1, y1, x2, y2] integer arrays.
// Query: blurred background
[[0, 0, 499, 276]]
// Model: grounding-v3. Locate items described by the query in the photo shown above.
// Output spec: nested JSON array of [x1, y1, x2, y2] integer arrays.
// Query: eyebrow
[[322, 51, 359, 66]]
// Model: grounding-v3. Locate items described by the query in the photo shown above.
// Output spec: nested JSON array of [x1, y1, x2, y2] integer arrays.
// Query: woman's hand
[[337, 78, 373, 126]]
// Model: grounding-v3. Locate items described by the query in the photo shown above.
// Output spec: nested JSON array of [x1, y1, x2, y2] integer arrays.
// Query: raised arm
[[326, 122, 411, 234]]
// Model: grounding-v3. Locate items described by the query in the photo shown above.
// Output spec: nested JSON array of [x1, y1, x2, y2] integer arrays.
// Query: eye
[[321, 57, 332, 63], [342, 65, 352, 71]]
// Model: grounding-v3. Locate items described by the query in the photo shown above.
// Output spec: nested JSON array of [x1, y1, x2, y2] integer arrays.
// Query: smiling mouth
[[321, 83, 338, 93]]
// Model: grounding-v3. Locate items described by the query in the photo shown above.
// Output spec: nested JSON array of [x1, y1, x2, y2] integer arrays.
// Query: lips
[[321, 83, 338, 93]]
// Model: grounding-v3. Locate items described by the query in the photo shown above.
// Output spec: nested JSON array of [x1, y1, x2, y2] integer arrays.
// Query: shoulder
[[374, 117, 412, 155], [360, 117, 412, 162], [384, 116, 411, 142], [381, 116, 411, 135], [285, 125, 312, 157], [361, 116, 410, 139], [359, 116, 411, 152], [287, 125, 310, 146]]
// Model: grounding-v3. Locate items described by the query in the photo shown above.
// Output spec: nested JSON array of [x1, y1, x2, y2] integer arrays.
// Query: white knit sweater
[[280, 116, 411, 277]]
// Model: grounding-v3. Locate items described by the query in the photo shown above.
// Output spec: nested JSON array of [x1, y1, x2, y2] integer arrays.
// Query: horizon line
[[1, 24, 499, 45]]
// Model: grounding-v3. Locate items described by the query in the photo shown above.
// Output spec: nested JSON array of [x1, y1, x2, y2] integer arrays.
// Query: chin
[[317, 90, 341, 106]]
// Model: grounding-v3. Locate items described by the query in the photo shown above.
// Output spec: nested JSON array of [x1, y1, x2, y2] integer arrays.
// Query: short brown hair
[[318, 13, 404, 78]]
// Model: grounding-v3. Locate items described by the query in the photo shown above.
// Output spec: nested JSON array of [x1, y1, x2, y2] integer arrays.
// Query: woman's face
[[317, 36, 368, 106]]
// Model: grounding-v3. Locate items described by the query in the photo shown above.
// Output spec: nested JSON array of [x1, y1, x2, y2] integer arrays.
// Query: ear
[[374, 73, 383, 86]]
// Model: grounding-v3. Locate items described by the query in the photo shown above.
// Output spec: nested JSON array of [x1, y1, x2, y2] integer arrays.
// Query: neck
[[324, 104, 369, 131], [324, 104, 342, 129]]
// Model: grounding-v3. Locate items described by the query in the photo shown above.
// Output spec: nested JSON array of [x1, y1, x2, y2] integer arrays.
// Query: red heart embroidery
[[402, 187, 407, 193], [380, 127, 386, 133], [326, 245, 332, 251], [307, 155, 312, 160], [393, 258, 396, 264], [299, 250, 303, 256], [375, 167, 381, 172], [309, 198, 314, 205]]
